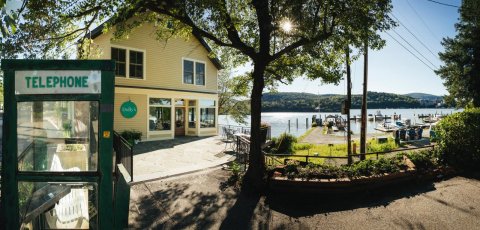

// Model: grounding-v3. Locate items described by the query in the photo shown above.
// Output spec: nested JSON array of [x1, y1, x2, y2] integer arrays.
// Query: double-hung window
[[111, 47, 144, 79], [111, 48, 126, 77], [183, 59, 205, 86]]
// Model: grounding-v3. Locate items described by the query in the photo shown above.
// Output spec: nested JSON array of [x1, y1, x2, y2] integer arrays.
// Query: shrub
[[367, 137, 397, 153], [271, 133, 297, 154], [312, 122, 318, 127], [402, 149, 438, 171], [284, 160, 299, 179], [121, 129, 143, 145], [435, 108, 480, 171]]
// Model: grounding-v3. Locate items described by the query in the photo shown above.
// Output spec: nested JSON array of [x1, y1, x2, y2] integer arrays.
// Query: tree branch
[[143, 2, 240, 50], [265, 69, 288, 84], [270, 32, 332, 61], [219, 0, 256, 57]]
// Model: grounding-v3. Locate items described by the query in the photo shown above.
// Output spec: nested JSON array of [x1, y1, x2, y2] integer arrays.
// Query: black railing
[[219, 125, 251, 137], [113, 131, 133, 182], [219, 124, 271, 141], [264, 145, 436, 166]]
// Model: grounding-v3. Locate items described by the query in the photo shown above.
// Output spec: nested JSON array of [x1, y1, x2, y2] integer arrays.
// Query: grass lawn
[[267, 137, 400, 165]]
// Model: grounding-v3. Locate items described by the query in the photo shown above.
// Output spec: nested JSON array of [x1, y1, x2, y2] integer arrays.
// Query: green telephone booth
[[0, 60, 127, 229]]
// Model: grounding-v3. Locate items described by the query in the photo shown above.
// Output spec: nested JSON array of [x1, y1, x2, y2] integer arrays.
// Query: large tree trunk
[[243, 64, 266, 193]]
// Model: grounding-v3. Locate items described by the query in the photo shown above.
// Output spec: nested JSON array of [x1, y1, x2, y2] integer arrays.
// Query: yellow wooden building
[[85, 22, 222, 140]]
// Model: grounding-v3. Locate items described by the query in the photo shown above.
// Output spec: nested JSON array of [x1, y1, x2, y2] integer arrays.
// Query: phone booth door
[[1, 60, 115, 229]]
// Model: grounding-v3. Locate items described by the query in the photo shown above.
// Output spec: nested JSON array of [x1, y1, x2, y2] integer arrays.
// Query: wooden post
[[306, 118, 308, 128], [360, 41, 368, 160], [346, 46, 353, 165], [288, 120, 290, 133], [296, 118, 298, 129]]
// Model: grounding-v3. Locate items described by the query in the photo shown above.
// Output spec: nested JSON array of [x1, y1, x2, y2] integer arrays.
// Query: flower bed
[[268, 150, 451, 194]]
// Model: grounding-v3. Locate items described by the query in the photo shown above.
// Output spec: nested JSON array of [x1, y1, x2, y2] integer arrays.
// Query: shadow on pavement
[[130, 173, 247, 229], [265, 180, 436, 218], [132, 136, 213, 155]]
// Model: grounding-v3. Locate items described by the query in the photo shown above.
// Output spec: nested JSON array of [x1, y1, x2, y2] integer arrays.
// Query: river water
[[219, 108, 463, 138]]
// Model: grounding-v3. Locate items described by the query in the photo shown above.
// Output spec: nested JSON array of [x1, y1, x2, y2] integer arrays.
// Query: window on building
[[200, 99, 215, 128], [129, 50, 144, 79], [183, 60, 194, 84], [183, 59, 206, 86], [188, 107, 196, 128], [195, 63, 205, 85], [111, 47, 144, 79], [111, 48, 126, 77], [149, 98, 171, 131]]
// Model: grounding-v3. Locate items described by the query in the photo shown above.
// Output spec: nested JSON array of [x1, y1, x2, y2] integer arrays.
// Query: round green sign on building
[[120, 100, 137, 119]]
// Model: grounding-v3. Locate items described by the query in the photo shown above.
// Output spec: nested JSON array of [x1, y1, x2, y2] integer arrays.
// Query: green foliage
[[277, 155, 408, 180], [271, 133, 297, 154], [261, 91, 440, 112], [218, 70, 251, 124], [293, 143, 314, 151], [121, 129, 143, 145], [436, 0, 480, 107], [435, 108, 480, 171], [367, 137, 397, 153], [18, 182, 34, 210], [401, 150, 438, 171]]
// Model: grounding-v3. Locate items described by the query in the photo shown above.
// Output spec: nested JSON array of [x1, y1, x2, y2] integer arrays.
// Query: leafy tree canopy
[[436, 0, 480, 108], [3, 0, 395, 191]]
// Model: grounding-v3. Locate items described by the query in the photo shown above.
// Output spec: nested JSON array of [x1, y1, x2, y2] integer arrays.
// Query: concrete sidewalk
[[131, 136, 235, 183]]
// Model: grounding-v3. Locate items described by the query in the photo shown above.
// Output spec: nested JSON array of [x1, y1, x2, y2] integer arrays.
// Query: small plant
[[121, 129, 143, 145], [224, 162, 243, 190]]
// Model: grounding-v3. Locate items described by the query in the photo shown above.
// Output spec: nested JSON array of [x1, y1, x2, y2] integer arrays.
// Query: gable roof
[[87, 22, 223, 70]]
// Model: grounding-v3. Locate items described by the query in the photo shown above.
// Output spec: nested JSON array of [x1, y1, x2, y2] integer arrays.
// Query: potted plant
[[121, 129, 143, 145]]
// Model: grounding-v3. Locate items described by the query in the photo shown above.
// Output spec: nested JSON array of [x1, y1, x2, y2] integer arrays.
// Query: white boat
[[374, 110, 384, 121], [375, 122, 396, 132]]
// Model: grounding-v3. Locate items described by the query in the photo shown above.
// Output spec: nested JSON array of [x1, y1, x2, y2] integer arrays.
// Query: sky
[[4, 0, 461, 97], [237, 0, 462, 96]]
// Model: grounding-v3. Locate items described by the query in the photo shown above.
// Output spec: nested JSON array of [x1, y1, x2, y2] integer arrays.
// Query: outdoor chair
[[223, 128, 236, 151], [45, 154, 89, 228]]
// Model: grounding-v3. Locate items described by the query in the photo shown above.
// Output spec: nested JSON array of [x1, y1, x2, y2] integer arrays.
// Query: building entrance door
[[175, 108, 186, 136]]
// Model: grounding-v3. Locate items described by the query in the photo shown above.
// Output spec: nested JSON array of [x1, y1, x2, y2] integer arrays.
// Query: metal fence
[[264, 145, 436, 167], [113, 131, 133, 182], [219, 124, 271, 140]]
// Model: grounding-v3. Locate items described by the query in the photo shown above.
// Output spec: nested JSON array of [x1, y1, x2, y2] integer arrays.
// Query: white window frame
[[147, 97, 173, 134], [111, 45, 146, 80], [199, 99, 216, 129], [182, 58, 207, 86]]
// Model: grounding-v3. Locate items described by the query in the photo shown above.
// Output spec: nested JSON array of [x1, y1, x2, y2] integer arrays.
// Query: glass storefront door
[[175, 108, 185, 136]]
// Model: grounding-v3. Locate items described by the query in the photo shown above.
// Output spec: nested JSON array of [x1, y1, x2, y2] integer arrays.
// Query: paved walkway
[[131, 136, 235, 183], [129, 169, 480, 229]]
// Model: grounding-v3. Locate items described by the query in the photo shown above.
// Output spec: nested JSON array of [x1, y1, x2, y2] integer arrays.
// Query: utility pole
[[360, 41, 368, 160], [345, 46, 352, 165]]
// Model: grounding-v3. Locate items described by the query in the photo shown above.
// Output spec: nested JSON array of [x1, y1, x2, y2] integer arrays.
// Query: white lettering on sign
[[15, 70, 102, 95]]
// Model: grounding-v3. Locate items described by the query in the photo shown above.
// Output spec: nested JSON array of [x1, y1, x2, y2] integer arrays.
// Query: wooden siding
[[90, 23, 218, 93], [114, 93, 148, 138]]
